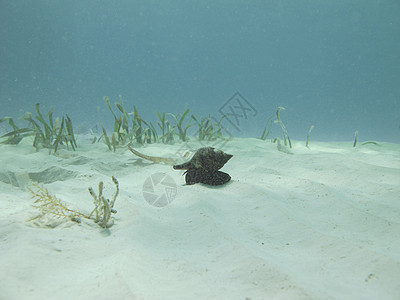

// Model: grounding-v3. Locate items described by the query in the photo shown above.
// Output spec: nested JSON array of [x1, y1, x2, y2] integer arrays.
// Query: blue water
[[1, 1, 399, 143]]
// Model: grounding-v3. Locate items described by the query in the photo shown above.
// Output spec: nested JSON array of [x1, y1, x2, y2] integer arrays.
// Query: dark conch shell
[[173, 147, 232, 185], [173, 147, 232, 171], [184, 169, 231, 186]]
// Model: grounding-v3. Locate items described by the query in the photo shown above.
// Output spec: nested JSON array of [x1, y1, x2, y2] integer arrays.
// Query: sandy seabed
[[0, 136, 399, 300]]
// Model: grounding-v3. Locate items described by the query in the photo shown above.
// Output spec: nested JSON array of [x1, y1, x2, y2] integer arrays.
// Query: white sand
[[0, 137, 399, 299]]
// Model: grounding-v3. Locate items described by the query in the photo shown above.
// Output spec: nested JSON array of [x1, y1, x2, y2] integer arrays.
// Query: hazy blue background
[[1, 0, 399, 142]]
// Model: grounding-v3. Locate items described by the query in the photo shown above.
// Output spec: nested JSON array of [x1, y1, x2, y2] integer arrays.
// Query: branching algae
[[27, 184, 88, 227], [27, 177, 119, 229], [88, 176, 119, 228]]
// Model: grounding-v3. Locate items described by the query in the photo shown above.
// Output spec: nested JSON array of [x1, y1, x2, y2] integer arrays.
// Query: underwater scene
[[1, 1, 399, 299]]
